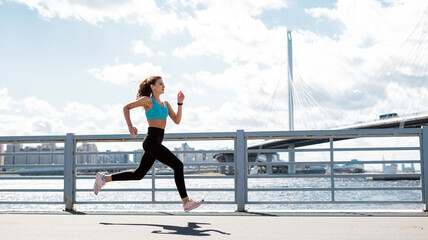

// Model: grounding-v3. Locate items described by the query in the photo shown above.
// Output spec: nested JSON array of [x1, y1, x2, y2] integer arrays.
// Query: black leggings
[[111, 127, 188, 198]]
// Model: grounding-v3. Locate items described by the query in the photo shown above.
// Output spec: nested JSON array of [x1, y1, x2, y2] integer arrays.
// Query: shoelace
[[184, 199, 195, 207]]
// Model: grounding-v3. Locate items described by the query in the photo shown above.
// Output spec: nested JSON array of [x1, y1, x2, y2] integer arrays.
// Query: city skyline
[[2, 141, 215, 165]]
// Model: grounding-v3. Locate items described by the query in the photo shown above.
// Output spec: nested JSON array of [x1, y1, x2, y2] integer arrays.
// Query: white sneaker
[[93, 172, 105, 195], [183, 198, 204, 212]]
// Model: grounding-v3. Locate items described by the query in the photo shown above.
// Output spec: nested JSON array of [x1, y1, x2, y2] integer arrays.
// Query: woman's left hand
[[177, 91, 185, 104]]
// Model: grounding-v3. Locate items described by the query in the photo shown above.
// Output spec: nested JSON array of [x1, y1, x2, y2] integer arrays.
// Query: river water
[[1, 176, 423, 212]]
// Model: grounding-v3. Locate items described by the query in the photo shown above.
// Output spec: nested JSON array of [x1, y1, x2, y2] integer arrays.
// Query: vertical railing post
[[329, 137, 335, 202], [64, 133, 76, 211], [151, 164, 156, 203], [422, 127, 428, 212], [235, 130, 247, 212]]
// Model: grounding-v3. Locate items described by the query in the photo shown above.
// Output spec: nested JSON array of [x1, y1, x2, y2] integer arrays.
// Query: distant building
[[174, 142, 213, 162], [40, 143, 54, 164], [3, 142, 139, 165], [5, 144, 22, 165], [133, 149, 144, 164], [106, 150, 130, 164], [5, 143, 64, 165], [27, 147, 38, 165], [0, 144, 4, 166], [96, 154, 109, 164], [77, 143, 98, 164], [196, 152, 213, 162], [39, 143, 64, 164], [401, 163, 415, 171], [175, 143, 195, 162]]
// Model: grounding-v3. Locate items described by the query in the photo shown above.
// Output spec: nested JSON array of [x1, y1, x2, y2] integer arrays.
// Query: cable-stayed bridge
[[251, 7, 428, 149], [217, 10, 428, 172]]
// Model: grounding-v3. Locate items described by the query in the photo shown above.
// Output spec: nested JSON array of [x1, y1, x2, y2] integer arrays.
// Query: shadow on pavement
[[100, 221, 231, 236]]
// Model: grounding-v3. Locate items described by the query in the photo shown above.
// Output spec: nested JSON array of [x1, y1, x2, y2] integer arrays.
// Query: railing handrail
[[0, 135, 67, 143], [0, 127, 420, 141], [73, 132, 237, 142], [245, 128, 422, 138]]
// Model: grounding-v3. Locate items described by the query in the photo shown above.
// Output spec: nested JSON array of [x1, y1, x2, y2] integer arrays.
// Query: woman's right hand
[[128, 126, 138, 136]]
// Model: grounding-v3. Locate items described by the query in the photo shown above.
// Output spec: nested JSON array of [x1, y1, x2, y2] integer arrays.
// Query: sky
[[0, 0, 427, 140]]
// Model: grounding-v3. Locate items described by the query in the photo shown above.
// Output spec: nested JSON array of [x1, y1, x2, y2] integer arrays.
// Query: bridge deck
[[2, 211, 428, 239], [249, 113, 428, 149]]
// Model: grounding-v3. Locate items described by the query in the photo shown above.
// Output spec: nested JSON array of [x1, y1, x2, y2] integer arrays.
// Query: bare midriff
[[147, 119, 167, 129]]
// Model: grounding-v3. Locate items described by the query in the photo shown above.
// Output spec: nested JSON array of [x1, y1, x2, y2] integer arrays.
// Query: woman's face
[[151, 78, 165, 95]]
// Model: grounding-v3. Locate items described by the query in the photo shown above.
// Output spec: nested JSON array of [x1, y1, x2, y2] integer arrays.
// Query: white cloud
[[0, 88, 13, 110], [12, 0, 291, 64], [133, 40, 153, 56], [185, 63, 286, 104], [157, 51, 166, 57], [0, 93, 130, 136], [61, 101, 135, 135], [306, 0, 426, 47], [288, 0, 427, 118], [64, 101, 106, 121], [0, 114, 41, 135], [30, 116, 64, 134], [1, 82, 233, 138], [21, 96, 65, 119], [180, 0, 290, 16], [88, 62, 168, 85], [173, 2, 289, 65], [10, 0, 184, 39], [180, 63, 299, 131], [0, 93, 67, 135], [364, 82, 428, 118]]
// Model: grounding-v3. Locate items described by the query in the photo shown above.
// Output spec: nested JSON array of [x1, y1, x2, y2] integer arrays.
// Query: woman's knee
[[133, 169, 146, 180], [173, 160, 184, 172]]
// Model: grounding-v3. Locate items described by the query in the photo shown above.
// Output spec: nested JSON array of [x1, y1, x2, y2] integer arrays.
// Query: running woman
[[93, 76, 203, 212]]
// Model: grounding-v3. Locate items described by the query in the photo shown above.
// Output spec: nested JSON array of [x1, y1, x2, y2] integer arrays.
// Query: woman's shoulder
[[136, 96, 153, 108], [164, 101, 172, 107], [137, 96, 153, 102]]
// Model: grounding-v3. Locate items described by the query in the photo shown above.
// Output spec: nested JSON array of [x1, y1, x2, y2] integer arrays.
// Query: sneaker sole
[[93, 173, 103, 195]]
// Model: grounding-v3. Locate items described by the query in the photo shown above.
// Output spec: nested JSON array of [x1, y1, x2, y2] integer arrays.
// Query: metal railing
[[244, 128, 427, 211], [71, 132, 237, 210], [1, 127, 427, 212]]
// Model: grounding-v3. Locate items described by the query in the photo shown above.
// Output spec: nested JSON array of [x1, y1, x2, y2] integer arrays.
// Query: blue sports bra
[[145, 97, 168, 120]]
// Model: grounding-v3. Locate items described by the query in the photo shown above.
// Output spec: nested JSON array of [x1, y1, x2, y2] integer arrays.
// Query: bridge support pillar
[[266, 154, 273, 175], [228, 165, 234, 175], [288, 144, 296, 174]]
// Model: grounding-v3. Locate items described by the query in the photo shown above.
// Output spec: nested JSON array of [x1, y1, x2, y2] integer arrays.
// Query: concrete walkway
[[1, 211, 428, 240]]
